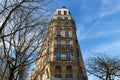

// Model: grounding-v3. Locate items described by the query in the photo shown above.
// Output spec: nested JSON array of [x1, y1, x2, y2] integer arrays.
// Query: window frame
[[66, 52, 71, 61], [64, 11, 67, 15], [56, 51, 61, 61], [55, 66, 62, 78], [57, 40, 61, 48], [66, 66, 72, 78], [66, 41, 70, 48], [57, 31, 61, 36], [65, 31, 69, 37], [58, 11, 61, 15]]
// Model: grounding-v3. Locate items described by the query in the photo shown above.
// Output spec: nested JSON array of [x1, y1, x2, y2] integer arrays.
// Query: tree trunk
[[106, 73, 111, 80], [9, 69, 14, 80]]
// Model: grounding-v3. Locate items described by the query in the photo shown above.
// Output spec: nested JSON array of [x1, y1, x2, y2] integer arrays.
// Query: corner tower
[[31, 7, 88, 80]]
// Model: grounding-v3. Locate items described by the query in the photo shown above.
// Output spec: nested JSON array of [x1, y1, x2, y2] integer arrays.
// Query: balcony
[[66, 45, 73, 49], [56, 26, 71, 30], [55, 45, 73, 50], [55, 45, 64, 49]]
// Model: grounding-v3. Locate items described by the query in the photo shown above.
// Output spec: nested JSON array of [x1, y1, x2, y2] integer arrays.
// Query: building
[[30, 7, 88, 80]]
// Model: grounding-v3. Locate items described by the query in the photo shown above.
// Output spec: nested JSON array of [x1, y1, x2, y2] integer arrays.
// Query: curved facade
[[30, 7, 88, 80]]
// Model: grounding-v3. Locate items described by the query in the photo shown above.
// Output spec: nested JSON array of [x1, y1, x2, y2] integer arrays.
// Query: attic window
[[64, 11, 67, 15], [58, 11, 61, 15]]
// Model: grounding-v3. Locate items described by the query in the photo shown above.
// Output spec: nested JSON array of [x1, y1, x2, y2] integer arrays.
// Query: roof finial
[[62, 6, 66, 8]]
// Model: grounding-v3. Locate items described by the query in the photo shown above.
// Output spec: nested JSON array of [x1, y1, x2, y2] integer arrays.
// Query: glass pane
[[64, 11, 67, 15], [66, 66, 72, 78], [57, 40, 61, 48], [56, 52, 61, 61], [66, 41, 70, 48], [66, 52, 70, 61], [57, 31, 61, 36], [55, 66, 61, 78], [58, 11, 61, 15], [65, 31, 69, 37]]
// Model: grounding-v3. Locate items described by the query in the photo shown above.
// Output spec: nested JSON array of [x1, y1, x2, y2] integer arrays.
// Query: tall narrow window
[[66, 52, 71, 61], [66, 41, 70, 48], [56, 52, 61, 61], [57, 31, 61, 36], [55, 66, 61, 78], [66, 66, 72, 78], [58, 11, 61, 15], [64, 11, 67, 15], [57, 40, 61, 48], [57, 23, 61, 27], [65, 31, 69, 37]]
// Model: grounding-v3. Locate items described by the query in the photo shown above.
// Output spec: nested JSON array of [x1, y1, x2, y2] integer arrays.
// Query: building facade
[[30, 7, 88, 80]]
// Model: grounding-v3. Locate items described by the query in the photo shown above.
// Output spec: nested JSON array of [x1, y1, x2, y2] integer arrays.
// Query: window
[[66, 41, 70, 48], [58, 11, 61, 15], [66, 66, 72, 78], [64, 23, 68, 28], [57, 31, 61, 36], [55, 66, 61, 78], [57, 40, 61, 48], [56, 52, 61, 61], [66, 52, 71, 61], [65, 31, 69, 37], [64, 11, 67, 15], [57, 23, 61, 27], [64, 17, 68, 20]]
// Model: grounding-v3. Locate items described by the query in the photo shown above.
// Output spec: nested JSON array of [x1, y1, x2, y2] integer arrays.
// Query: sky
[[49, 0, 120, 58], [49, 0, 120, 79]]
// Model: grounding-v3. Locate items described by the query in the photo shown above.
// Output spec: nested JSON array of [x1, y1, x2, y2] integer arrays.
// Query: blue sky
[[49, 0, 120, 79], [49, 0, 120, 57]]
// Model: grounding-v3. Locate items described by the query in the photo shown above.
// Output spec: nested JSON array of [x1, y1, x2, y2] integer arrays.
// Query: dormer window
[[58, 11, 61, 15], [64, 11, 67, 15]]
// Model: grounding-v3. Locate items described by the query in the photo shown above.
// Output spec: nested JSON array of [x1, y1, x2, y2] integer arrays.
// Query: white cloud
[[101, 0, 111, 5], [99, 0, 120, 18], [77, 25, 120, 41], [82, 40, 120, 61], [91, 40, 120, 55]]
